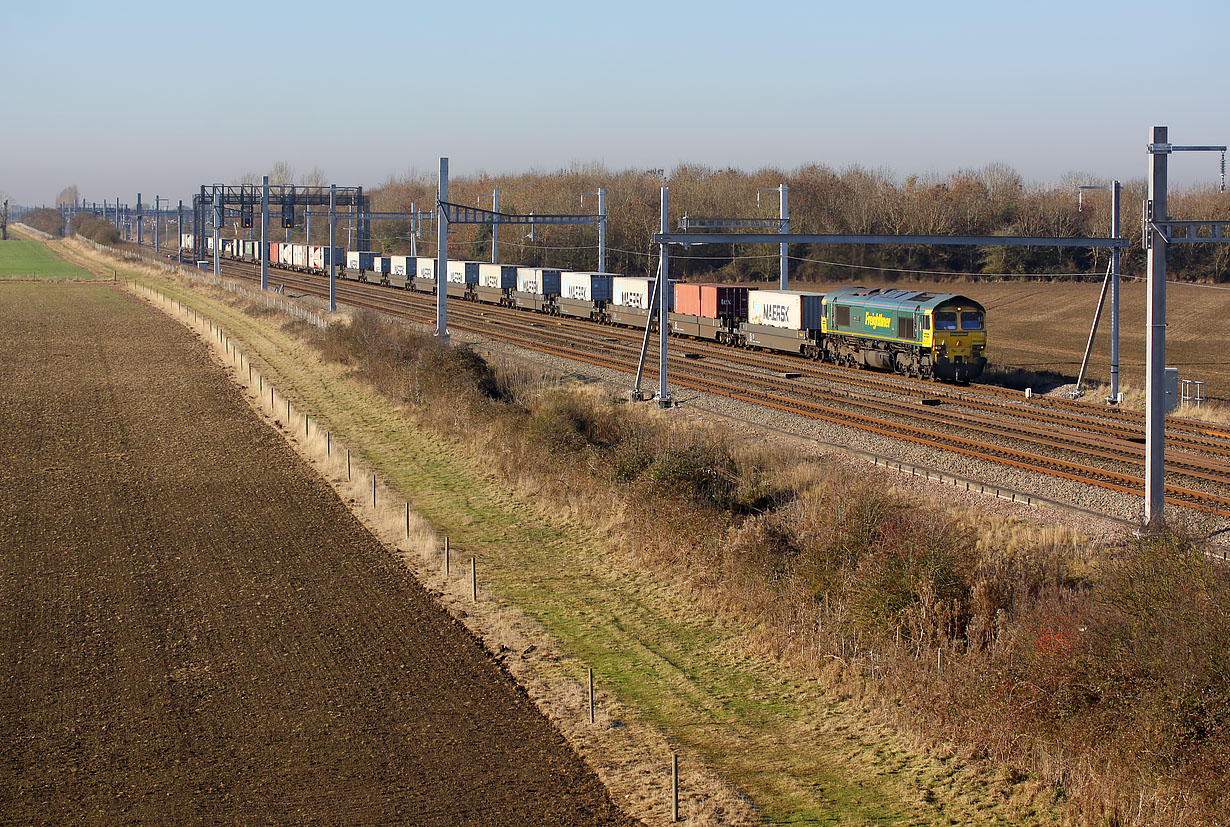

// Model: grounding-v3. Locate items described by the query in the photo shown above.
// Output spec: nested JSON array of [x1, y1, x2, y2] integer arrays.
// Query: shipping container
[[516, 267, 562, 295], [478, 263, 517, 289], [415, 257, 437, 281], [612, 276, 673, 311], [269, 242, 280, 263], [291, 244, 309, 269], [310, 245, 344, 271], [346, 251, 377, 272], [560, 271, 613, 302], [390, 255, 415, 277], [180, 233, 193, 249], [747, 289, 824, 331], [446, 260, 479, 284], [372, 256, 390, 275], [674, 283, 752, 321]]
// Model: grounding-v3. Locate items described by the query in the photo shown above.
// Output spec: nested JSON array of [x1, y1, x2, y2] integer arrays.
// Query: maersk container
[[346, 251, 377, 271], [516, 267, 562, 295], [446, 260, 479, 284], [415, 257, 437, 281], [748, 289, 824, 331], [560, 271, 613, 302], [612, 276, 673, 311], [478, 263, 517, 289], [390, 255, 414, 277]]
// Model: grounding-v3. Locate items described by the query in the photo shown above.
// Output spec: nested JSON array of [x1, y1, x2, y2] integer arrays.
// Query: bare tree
[[235, 171, 260, 186], [301, 167, 328, 187], [268, 162, 295, 186], [56, 185, 79, 207]]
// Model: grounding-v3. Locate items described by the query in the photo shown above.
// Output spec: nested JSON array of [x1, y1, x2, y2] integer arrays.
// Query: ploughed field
[[0, 282, 634, 826]]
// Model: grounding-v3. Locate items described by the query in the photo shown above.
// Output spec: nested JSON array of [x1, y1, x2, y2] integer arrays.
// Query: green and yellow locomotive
[[819, 287, 987, 382]]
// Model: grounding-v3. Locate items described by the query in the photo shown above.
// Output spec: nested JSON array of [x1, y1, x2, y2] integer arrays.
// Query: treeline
[[20, 207, 64, 237], [368, 164, 1230, 283], [17, 208, 119, 245]]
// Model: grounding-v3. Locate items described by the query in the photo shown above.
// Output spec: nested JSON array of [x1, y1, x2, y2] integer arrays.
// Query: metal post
[[306, 200, 311, 246], [491, 188, 499, 264], [410, 201, 418, 257], [212, 190, 221, 276], [329, 184, 337, 313], [1145, 127, 1167, 525], [154, 196, 160, 253], [1110, 180, 1121, 401], [598, 187, 607, 274], [658, 187, 671, 406], [779, 183, 789, 290], [177, 200, 184, 264], [1075, 262, 1112, 392], [136, 193, 143, 246], [436, 158, 449, 341], [260, 175, 269, 291]]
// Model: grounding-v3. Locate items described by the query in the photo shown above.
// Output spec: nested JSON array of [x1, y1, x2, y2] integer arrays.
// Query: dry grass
[[62, 233, 1230, 826]]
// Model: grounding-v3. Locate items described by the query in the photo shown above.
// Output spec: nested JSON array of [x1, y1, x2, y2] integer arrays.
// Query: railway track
[[140, 247, 1230, 519]]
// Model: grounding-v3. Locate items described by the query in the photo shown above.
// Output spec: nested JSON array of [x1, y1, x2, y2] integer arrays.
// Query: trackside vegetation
[[304, 309, 1229, 827]]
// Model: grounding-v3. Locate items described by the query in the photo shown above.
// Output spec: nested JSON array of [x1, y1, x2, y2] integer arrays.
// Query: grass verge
[[40, 236, 1230, 827]]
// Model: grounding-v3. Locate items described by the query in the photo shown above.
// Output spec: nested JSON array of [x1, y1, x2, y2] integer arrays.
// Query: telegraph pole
[[1110, 180, 1121, 401], [491, 189, 499, 263], [1145, 127, 1169, 525], [260, 175, 269, 290], [436, 158, 449, 342], [658, 186, 671, 406], [212, 190, 221, 276], [328, 184, 337, 312]]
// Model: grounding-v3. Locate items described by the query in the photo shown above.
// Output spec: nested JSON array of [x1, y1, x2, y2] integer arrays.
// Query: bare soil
[[0, 282, 636, 826]]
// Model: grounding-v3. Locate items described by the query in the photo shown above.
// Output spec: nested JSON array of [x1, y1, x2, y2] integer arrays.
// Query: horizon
[[2, 0, 1227, 207]]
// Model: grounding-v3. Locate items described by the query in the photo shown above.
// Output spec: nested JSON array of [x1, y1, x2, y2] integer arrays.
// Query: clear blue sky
[[3, 0, 1227, 206]]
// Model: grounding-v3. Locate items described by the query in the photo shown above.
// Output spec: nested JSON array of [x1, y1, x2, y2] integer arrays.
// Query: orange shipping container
[[674, 282, 703, 316]]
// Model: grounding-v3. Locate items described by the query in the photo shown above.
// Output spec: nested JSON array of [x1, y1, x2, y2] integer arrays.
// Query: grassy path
[[0, 234, 97, 280], [45, 238, 1061, 826]]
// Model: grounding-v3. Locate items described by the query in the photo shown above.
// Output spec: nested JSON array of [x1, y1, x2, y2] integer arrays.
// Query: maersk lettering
[[762, 304, 790, 323], [567, 285, 588, 299]]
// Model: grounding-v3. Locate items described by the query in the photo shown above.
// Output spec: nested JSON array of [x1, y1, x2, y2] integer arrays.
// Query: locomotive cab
[[927, 298, 987, 382]]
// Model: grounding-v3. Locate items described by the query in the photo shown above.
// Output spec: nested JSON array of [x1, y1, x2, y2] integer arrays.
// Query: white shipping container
[[748, 289, 824, 331], [515, 267, 561, 295], [612, 276, 673, 310], [560, 271, 614, 302], [279, 244, 295, 267], [391, 255, 414, 277], [416, 257, 437, 281], [478, 263, 516, 289], [291, 244, 309, 269], [372, 256, 388, 275], [446, 260, 478, 283], [347, 251, 361, 270]]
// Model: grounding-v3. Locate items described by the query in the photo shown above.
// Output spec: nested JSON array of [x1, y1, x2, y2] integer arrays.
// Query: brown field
[[0, 282, 635, 826], [785, 276, 1230, 399]]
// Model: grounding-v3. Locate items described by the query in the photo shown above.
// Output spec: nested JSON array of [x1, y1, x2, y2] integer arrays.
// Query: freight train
[[182, 234, 987, 382]]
